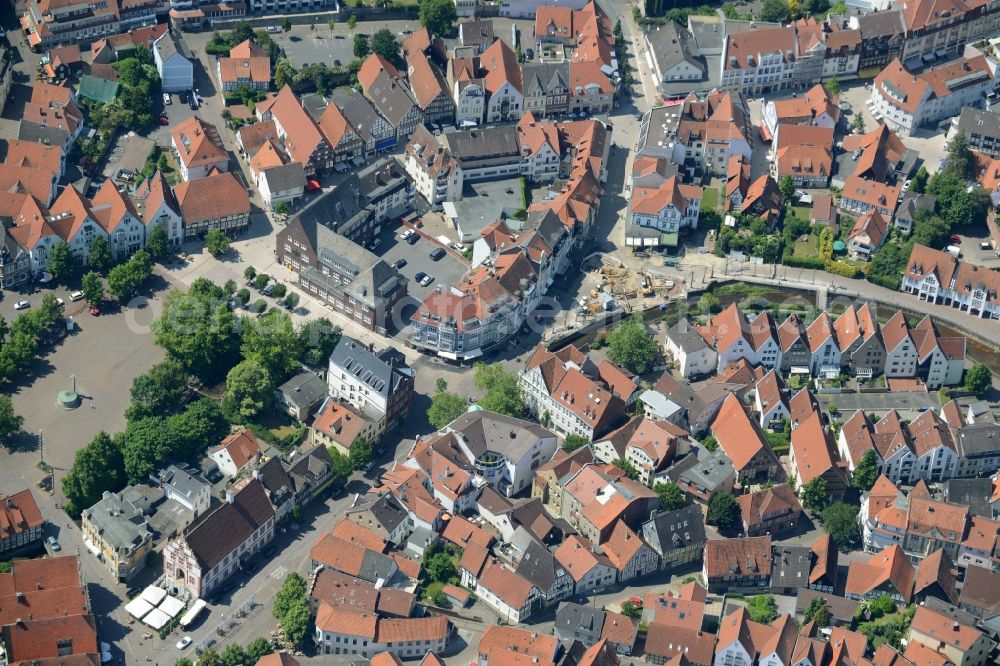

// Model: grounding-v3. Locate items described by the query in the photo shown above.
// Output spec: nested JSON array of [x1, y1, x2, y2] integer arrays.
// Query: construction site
[[576, 255, 685, 318]]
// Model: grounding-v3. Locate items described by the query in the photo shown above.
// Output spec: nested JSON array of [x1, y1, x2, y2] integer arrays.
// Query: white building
[[871, 57, 998, 137], [152, 32, 193, 93], [902, 244, 1000, 321], [664, 318, 718, 379], [629, 176, 702, 233], [881, 312, 919, 379], [161, 480, 275, 598]]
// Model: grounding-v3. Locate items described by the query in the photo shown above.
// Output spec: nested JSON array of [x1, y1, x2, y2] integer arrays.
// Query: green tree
[[328, 448, 354, 479], [353, 34, 370, 59], [927, 172, 989, 230], [821, 501, 860, 550], [127, 359, 188, 420], [244, 265, 257, 282], [81, 271, 104, 305], [107, 251, 152, 302], [61, 432, 126, 517], [121, 417, 179, 483], [88, 236, 113, 274], [701, 434, 718, 452], [275, 59, 297, 89], [911, 165, 929, 194], [254, 273, 271, 290], [606, 316, 658, 374], [779, 175, 796, 201], [349, 436, 374, 471], [146, 224, 169, 261], [428, 391, 467, 429], [852, 450, 880, 491], [297, 318, 341, 367], [223, 359, 273, 420], [760, 0, 791, 22], [224, 279, 237, 297], [944, 132, 976, 181], [746, 595, 779, 624], [654, 482, 686, 511], [562, 434, 590, 452], [153, 288, 239, 381], [220, 644, 248, 666], [347, 15, 358, 31], [965, 363, 992, 395], [236, 288, 251, 307], [48, 241, 77, 284], [474, 363, 524, 416], [205, 229, 231, 257], [823, 76, 840, 97], [620, 600, 643, 621], [852, 113, 866, 133], [280, 598, 311, 646], [418, 0, 457, 37], [698, 292, 721, 315], [425, 551, 456, 582], [245, 637, 273, 663], [175, 659, 195, 666], [167, 399, 229, 459], [284, 292, 300, 310], [803, 596, 832, 627], [370, 29, 400, 63], [281, 17, 292, 31], [801, 476, 829, 513], [0, 396, 23, 444], [241, 310, 299, 381], [273, 572, 307, 619], [707, 492, 739, 530], [272, 283, 287, 299], [612, 458, 640, 480], [197, 649, 221, 666]]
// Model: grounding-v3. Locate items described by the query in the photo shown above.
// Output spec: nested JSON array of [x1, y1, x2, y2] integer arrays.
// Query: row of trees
[[50, 226, 167, 289], [175, 636, 274, 666]]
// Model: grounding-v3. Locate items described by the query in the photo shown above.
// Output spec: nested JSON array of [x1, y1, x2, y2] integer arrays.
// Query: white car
[[400, 229, 414, 240], [55, 298, 65, 306], [14, 300, 29, 310], [420, 274, 434, 287], [176, 637, 192, 650], [163, 93, 171, 106]]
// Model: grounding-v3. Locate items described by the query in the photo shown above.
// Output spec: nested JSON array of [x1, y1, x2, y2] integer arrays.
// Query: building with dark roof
[[328, 336, 414, 436], [275, 371, 328, 422], [645, 21, 707, 85], [161, 479, 276, 598], [770, 545, 812, 594], [640, 504, 707, 571], [276, 158, 411, 334], [555, 602, 606, 646]]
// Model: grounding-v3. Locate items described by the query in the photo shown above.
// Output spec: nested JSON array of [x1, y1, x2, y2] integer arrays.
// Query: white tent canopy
[[124, 597, 153, 620], [158, 595, 185, 619], [143, 608, 171, 630], [140, 585, 167, 606]]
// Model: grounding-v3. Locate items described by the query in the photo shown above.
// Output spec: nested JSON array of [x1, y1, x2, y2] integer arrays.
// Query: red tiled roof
[[704, 536, 772, 578], [0, 489, 44, 542], [711, 394, 771, 472], [173, 171, 250, 223]]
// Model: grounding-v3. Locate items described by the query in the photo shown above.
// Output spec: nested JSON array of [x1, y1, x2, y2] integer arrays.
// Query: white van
[[69, 291, 84, 302]]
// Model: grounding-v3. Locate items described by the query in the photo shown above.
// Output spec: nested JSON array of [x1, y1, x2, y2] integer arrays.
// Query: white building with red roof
[[871, 56, 996, 137], [629, 176, 703, 234], [903, 243, 1000, 320]]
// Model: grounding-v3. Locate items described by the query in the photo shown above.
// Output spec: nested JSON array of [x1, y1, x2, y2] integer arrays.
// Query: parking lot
[[371, 221, 469, 321]]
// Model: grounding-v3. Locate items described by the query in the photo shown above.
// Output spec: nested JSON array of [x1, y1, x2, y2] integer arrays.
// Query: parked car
[[158, 116, 169, 125], [400, 229, 414, 240], [414, 271, 427, 283], [368, 238, 382, 251], [14, 300, 29, 310], [429, 247, 445, 261], [163, 93, 171, 106], [406, 233, 419, 245], [46, 536, 60, 551], [90, 306, 101, 316], [266, 25, 281, 33], [176, 637, 192, 650], [420, 274, 434, 287], [950, 234, 961, 243], [393, 258, 407, 269], [980, 241, 993, 250]]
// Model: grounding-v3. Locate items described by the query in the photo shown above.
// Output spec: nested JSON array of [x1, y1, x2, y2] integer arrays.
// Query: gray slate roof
[[329, 335, 413, 402], [262, 161, 306, 192], [555, 601, 605, 638], [646, 22, 705, 78], [277, 371, 328, 413], [640, 504, 706, 556], [446, 409, 555, 461], [522, 62, 570, 96], [771, 545, 811, 591], [668, 318, 710, 354], [82, 491, 153, 554], [366, 71, 418, 128], [515, 537, 567, 592]]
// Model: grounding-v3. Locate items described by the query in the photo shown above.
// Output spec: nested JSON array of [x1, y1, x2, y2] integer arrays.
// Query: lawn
[[423, 580, 445, 603], [765, 431, 791, 454], [162, 152, 182, 187], [701, 187, 720, 212], [792, 232, 822, 259]]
